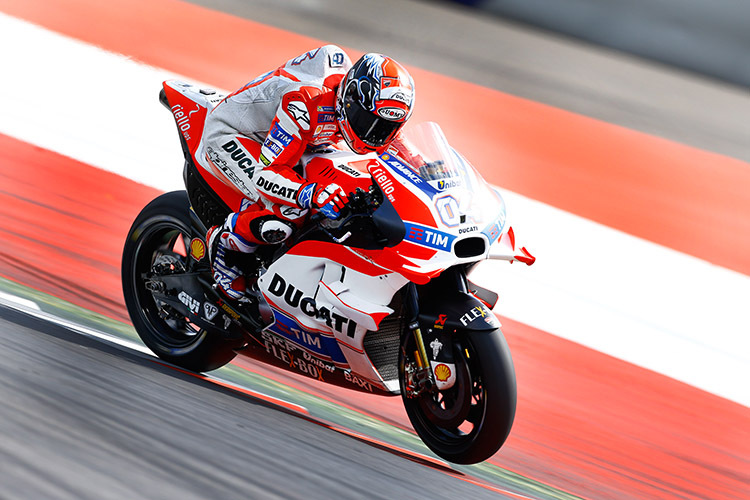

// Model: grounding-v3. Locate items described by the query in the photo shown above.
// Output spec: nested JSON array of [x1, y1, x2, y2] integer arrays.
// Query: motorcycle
[[122, 80, 535, 464]]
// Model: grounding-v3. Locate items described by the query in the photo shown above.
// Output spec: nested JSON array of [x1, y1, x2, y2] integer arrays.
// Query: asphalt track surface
[[1, 1, 749, 499], [0, 305, 503, 500]]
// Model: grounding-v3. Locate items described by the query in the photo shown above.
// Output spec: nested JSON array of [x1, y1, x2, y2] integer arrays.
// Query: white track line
[[1, 13, 748, 406], [0, 291, 308, 413], [0, 290, 153, 355]]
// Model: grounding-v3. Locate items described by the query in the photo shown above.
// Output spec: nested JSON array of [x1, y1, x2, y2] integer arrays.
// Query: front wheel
[[122, 191, 241, 372], [400, 328, 517, 464]]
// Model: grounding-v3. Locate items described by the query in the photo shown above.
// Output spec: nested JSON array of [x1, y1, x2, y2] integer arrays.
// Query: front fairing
[[255, 123, 507, 390], [366, 122, 507, 282]]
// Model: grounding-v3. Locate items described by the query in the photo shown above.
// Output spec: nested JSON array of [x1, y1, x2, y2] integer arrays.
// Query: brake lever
[[309, 186, 377, 244], [330, 231, 352, 244]]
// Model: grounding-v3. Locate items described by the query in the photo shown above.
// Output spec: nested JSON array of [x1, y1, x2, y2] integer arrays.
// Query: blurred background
[[449, 0, 750, 88], [1, 1, 748, 499], [194, 0, 750, 162]]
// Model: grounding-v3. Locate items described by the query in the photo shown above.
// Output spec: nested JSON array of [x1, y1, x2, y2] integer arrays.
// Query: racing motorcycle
[[122, 80, 535, 465]]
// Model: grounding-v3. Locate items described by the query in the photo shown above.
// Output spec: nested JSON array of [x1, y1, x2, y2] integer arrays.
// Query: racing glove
[[296, 182, 349, 220]]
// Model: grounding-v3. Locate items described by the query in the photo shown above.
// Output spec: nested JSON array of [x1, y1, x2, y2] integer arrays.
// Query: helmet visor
[[344, 102, 403, 148]]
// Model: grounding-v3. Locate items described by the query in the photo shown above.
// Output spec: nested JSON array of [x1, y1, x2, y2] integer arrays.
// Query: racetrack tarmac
[[0, 305, 508, 500]]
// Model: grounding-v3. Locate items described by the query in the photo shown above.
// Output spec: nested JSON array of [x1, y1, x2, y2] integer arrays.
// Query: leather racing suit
[[196, 45, 353, 299]]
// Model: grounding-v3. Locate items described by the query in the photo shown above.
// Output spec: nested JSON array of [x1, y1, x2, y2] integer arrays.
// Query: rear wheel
[[122, 191, 241, 372], [400, 328, 516, 464]]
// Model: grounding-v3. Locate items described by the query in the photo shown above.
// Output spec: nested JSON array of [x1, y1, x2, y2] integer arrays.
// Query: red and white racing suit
[[197, 45, 352, 241], [196, 45, 353, 298]]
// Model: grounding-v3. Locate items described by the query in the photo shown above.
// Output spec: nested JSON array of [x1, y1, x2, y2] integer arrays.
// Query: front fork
[[403, 268, 486, 398], [403, 282, 445, 398], [403, 318, 435, 397]]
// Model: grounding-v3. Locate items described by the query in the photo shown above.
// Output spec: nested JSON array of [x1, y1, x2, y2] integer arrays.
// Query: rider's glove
[[297, 182, 349, 220]]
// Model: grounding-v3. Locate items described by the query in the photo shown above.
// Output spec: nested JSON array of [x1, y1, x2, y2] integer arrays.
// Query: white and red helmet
[[336, 53, 415, 154]]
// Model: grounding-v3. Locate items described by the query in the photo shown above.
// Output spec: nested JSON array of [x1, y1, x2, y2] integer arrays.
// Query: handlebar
[[301, 184, 403, 249], [314, 186, 380, 227]]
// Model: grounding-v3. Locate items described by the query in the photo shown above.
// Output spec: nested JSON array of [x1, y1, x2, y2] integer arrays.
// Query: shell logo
[[190, 238, 206, 261], [434, 363, 452, 382]]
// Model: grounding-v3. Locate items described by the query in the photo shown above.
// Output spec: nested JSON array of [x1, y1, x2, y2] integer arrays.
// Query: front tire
[[400, 328, 516, 464], [122, 191, 241, 372]]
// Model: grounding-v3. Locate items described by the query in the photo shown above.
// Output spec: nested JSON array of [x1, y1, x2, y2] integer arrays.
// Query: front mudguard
[[416, 291, 500, 389]]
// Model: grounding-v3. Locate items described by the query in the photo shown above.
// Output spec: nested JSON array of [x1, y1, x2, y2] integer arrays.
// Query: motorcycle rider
[[197, 45, 415, 300]]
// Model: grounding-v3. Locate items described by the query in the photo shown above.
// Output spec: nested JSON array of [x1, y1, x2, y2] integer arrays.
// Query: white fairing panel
[[257, 254, 408, 390]]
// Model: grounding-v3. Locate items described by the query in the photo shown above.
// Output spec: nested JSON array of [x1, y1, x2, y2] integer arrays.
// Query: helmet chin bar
[[339, 117, 373, 155], [337, 90, 398, 156], [340, 126, 358, 153]]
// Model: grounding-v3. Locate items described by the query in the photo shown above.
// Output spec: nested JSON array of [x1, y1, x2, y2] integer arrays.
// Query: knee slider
[[257, 219, 294, 244]]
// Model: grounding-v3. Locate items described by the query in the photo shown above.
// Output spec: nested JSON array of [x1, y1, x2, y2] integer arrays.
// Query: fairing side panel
[[258, 253, 408, 391]]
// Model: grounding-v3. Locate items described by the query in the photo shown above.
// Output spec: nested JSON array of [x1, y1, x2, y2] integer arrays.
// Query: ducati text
[[267, 274, 358, 338]]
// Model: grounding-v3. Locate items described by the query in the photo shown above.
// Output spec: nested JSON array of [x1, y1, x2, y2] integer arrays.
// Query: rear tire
[[400, 328, 516, 464], [122, 191, 240, 372]]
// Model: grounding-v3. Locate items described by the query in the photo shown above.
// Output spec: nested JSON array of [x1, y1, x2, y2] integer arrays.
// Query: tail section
[[160, 80, 222, 157], [160, 80, 247, 215]]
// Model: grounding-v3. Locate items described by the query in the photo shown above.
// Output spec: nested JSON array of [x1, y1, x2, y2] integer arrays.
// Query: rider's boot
[[206, 221, 258, 301]]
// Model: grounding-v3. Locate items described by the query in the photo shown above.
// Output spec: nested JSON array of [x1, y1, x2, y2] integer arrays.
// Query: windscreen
[[390, 122, 465, 182], [386, 122, 506, 233]]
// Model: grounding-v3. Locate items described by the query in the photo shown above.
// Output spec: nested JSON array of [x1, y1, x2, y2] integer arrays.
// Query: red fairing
[[367, 159, 436, 227], [514, 246, 536, 266], [287, 241, 390, 276], [287, 240, 435, 284], [162, 82, 247, 211], [304, 156, 374, 195], [162, 83, 207, 156]]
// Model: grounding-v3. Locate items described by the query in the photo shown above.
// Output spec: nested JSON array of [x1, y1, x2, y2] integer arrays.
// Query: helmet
[[336, 53, 415, 154]]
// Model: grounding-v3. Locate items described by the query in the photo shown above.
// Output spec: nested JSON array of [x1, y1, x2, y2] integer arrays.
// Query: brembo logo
[[267, 274, 358, 338]]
